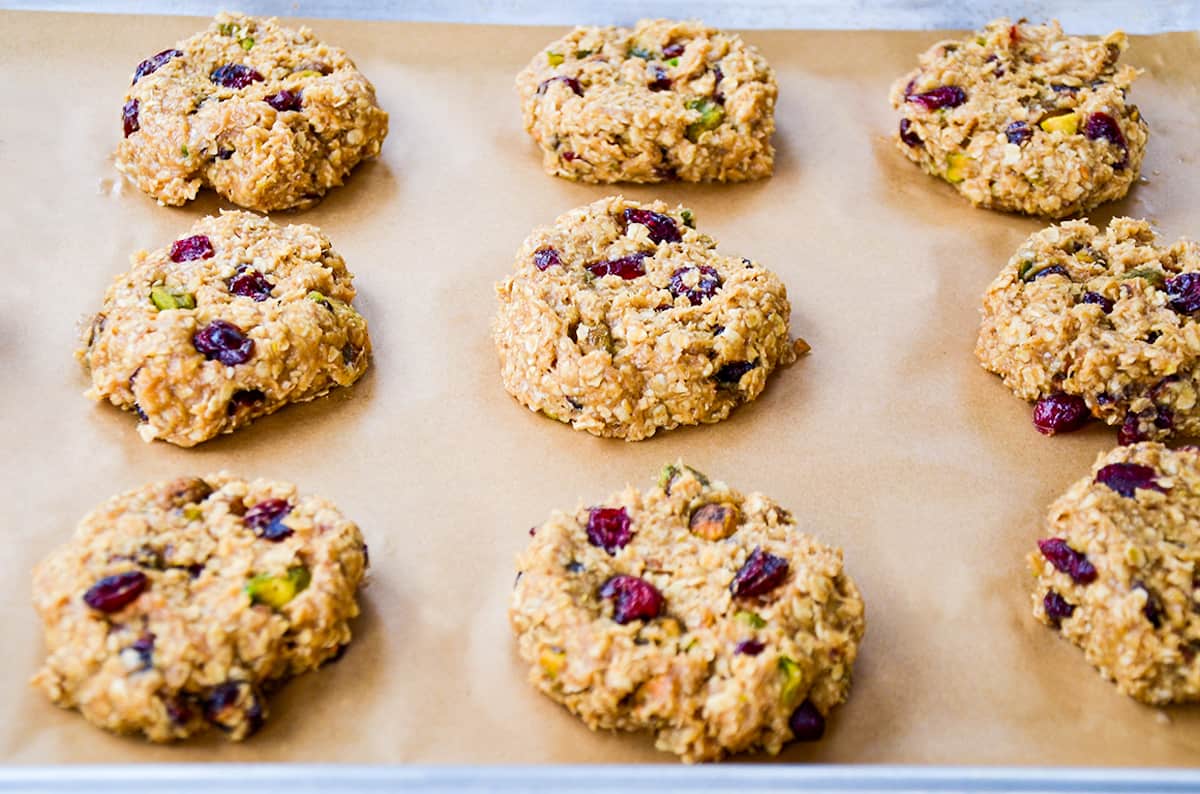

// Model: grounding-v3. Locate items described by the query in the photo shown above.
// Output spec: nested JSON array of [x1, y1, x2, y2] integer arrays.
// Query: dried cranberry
[[789, 701, 825, 741], [906, 85, 966, 111], [1083, 112, 1129, 169], [83, 571, 148, 613], [1134, 581, 1163, 628], [1166, 273, 1200, 314], [216, 148, 234, 160], [204, 681, 264, 736], [169, 235, 214, 262], [228, 266, 274, 301], [587, 252, 647, 280], [210, 63, 264, 89], [193, 320, 254, 366], [122, 99, 140, 137], [669, 266, 722, 305], [265, 89, 303, 112], [648, 65, 672, 91], [1043, 590, 1075, 627], [712, 65, 725, 104], [536, 76, 583, 96], [244, 498, 293, 541], [128, 632, 155, 668], [1095, 462, 1166, 497], [662, 42, 685, 58], [899, 119, 922, 147], [1005, 121, 1032, 144], [1081, 292, 1114, 313], [1032, 393, 1089, 436], [133, 49, 182, 84], [561, 150, 577, 162], [599, 574, 663, 624], [227, 388, 265, 415], [731, 547, 789, 598], [165, 695, 194, 724], [1118, 412, 1146, 446], [533, 247, 562, 271], [734, 639, 765, 656], [1037, 538, 1097, 584], [623, 208, 681, 244], [586, 506, 632, 554], [1032, 265, 1070, 281], [715, 361, 756, 385]]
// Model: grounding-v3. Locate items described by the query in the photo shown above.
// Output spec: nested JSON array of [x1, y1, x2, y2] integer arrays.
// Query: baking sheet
[[1, 10, 1199, 767]]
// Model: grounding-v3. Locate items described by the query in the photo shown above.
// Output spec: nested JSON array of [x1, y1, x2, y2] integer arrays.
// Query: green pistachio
[[685, 99, 724, 142], [240, 37, 255, 51], [150, 285, 195, 311], [778, 655, 803, 704], [735, 610, 767, 629], [246, 566, 311, 609], [546, 51, 564, 67]]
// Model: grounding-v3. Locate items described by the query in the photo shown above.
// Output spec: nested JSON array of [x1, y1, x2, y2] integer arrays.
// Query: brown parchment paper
[[1, 10, 1199, 766]]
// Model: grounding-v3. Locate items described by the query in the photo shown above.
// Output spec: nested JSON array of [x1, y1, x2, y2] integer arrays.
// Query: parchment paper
[[1, 10, 1199, 766]]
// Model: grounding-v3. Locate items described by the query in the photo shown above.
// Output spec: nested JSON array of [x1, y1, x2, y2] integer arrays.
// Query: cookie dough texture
[[116, 12, 388, 211], [890, 18, 1147, 217], [32, 472, 369, 741], [516, 19, 776, 183], [1029, 443, 1200, 704], [80, 211, 371, 447], [510, 465, 865, 762], [976, 217, 1200, 442], [493, 196, 801, 441]]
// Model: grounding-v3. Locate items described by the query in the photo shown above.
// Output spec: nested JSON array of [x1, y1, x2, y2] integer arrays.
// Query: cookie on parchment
[[510, 463, 865, 762], [516, 19, 776, 183], [890, 18, 1147, 218], [976, 217, 1200, 443], [80, 210, 371, 447], [116, 12, 388, 212], [1028, 443, 1200, 704], [493, 196, 803, 441], [32, 472, 369, 741]]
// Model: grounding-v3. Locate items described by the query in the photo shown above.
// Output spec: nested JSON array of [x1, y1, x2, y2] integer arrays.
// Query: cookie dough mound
[[115, 12, 388, 211], [516, 19, 776, 183], [80, 210, 371, 447], [32, 472, 369, 741], [510, 464, 865, 762], [493, 196, 801, 441], [976, 217, 1200, 443], [889, 18, 1147, 218], [1029, 443, 1200, 704]]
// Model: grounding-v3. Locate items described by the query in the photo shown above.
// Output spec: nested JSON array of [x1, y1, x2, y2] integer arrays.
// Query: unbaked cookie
[[890, 18, 1147, 218], [1029, 443, 1200, 704], [32, 472, 368, 741], [976, 217, 1200, 443], [516, 19, 776, 183], [493, 196, 803, 441], [510, 463, 865, 762], [80, 210, 371, 447], [116, 12, 388, 211]]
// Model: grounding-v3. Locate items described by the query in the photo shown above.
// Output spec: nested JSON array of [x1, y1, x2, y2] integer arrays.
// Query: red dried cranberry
[[789, 700, 825, 741], [1032, 393, 1089, 436], [669, 266, 722, 305], [1043, 590, 1075, 627], [204, 681, 264, 736], [533, 247, 562, 271], [648, 65, 672, 91], [1083, 112, 1129, 169], [1095, 462, 1166, 497], [169, 235, 214, 262], [731, 547, 789, 598], [1031, 265, 1070, 281], [715, 361, 756, 385], [734, 639, 765, 656], [228, 266, 274, 301], [133, 49, 182, 84], [662, 42, 685, 58], [712, 65, 725, 104], [83, 571, 148, 613], [623, 208, 681, 244], [1037, 538, 1097, 584], [1005, 121, 1032, 144], [586, 506, 632, 554], [265, 89, 303, 112], [1134, 581, 1163, 628], [227, 389, 265, 415], [587, 252, 647, 280], [599, 574, 663, 624], [128, 632, 155, 668], [123, 99, 140, 137], [536, 76, 583, 96], [899, 119, 922, 147], [1166, 273, 1200, 314], [193, 320, 254, 366], [165, 695, 195, 724], [561, 150, 577, 162], [906, 85, 966, 111], [1118, 412, 1146, 446], [1081, 292, 1114, 313], [216, 148, 234, 160], [244, 498, 293, 541], [210, 63, 264, 89]]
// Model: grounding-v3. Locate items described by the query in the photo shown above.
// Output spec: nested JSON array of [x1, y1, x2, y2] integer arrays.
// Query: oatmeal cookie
[[889, 18, 1147, 218], [32, 472, 368, 741], [976, 217, 1200, 442], [115, 12, 388, 211], [80, 210, 371, 447], [493, 196, 802, 441], [516, 19, 776, 183], [510, 463, 865, 762], [1029, 443, 1200, 704]]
